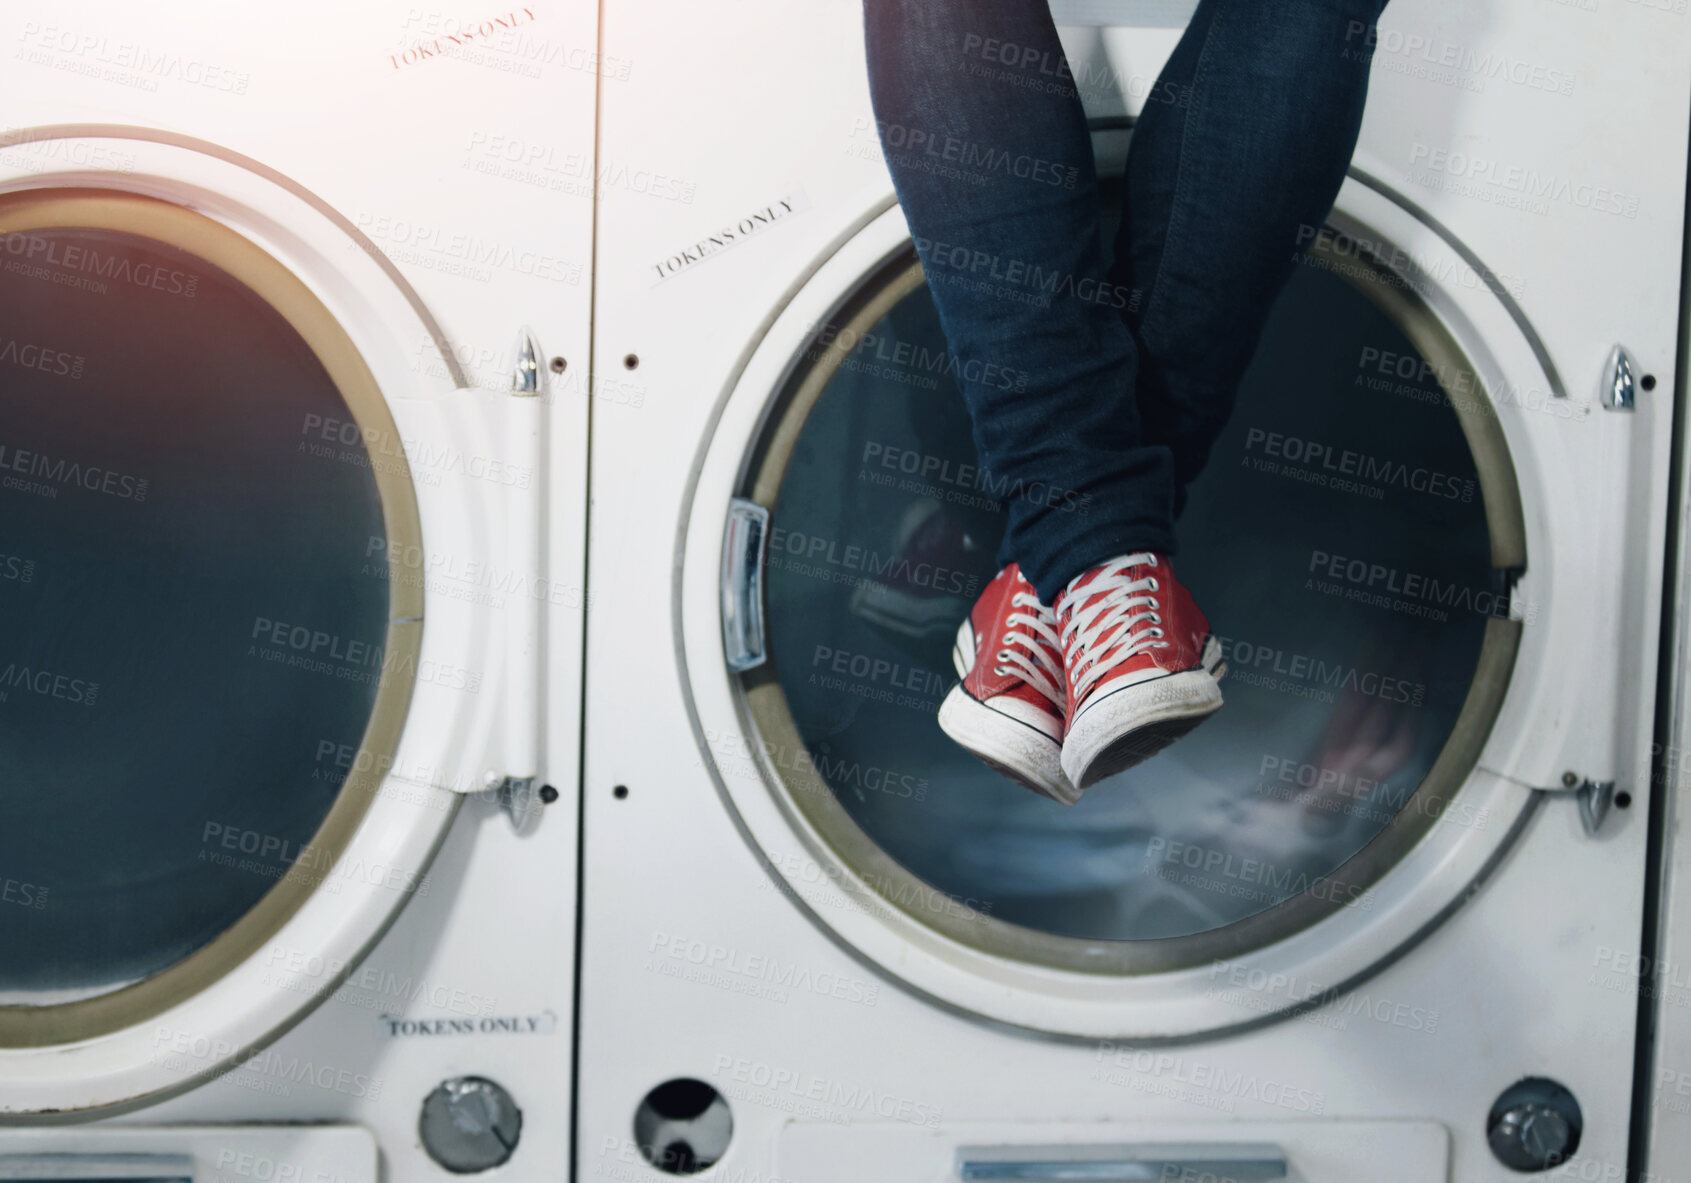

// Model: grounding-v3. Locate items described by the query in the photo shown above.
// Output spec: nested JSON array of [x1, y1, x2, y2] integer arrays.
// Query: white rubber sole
[[937, 683, 1078, 805], [1059, 638, 1226, 790], [938, 619, 1078, 805]]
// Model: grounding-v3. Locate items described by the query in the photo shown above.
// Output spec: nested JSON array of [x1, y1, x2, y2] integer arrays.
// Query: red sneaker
[[1055, 552, 1225, 789], [938, 564, 1077, 804]]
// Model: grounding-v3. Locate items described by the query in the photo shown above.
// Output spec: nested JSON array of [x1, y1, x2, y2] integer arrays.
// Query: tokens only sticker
[[379, 1010, 557, 1037]]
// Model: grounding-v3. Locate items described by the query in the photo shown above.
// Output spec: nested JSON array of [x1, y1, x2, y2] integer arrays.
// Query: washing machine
[[0, 0, 593, 1178], [581, 0, 1691, 1178]]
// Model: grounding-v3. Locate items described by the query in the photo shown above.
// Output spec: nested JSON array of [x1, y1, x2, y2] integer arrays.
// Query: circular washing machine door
[[680, 169, 1548, 1040], [0, 152, 516, 1111]]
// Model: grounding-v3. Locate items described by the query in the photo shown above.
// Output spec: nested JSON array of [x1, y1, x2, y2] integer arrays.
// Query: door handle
[[722, 498, 770, 672]]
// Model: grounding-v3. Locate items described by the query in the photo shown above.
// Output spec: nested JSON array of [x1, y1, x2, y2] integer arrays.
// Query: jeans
[[862, 0, 1389, 604]]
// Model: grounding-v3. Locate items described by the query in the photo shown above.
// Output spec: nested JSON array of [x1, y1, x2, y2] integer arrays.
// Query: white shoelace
[[994, 579, 1066, 710], [1059, 552, 1169, 702]]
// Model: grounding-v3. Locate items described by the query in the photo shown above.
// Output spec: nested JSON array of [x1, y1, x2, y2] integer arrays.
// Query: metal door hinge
[[1539, 771, 1616, 835], [484, 771, 543, 833]]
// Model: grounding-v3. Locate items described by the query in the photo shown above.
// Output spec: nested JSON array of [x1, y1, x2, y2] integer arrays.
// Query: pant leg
[[1107, 0, 1390, 518], [862, 0, 1177, 605]]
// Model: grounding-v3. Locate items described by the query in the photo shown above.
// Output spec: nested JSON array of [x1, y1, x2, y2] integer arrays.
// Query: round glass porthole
[[732, 215, 1523, 972], [0, 192, 421, 1036]]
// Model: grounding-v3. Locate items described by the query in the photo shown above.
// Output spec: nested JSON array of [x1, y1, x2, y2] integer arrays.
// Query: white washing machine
[[0, 1, 592, 1179], [582, 0, 1691, 1179]]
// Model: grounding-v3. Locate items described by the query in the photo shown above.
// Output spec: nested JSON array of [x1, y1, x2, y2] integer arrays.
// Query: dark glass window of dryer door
[[762, 251, 1493, 942], [0, 227, 391, 1002]]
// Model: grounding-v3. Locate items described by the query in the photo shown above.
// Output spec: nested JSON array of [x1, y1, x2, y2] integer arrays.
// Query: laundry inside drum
[[0, 224, 394, 1002], [753, 247, 1497, 945]]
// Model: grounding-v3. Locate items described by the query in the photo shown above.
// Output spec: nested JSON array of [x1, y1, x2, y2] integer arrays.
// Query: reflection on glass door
[[0, 221, 392, 1002], [751, 239, 1502, 945]]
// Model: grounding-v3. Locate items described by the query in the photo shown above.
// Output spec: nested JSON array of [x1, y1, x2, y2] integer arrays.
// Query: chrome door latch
[[512, 326, 544, 396], [1600, 345, 1639, 411], [1540, 770, 1616, 835]]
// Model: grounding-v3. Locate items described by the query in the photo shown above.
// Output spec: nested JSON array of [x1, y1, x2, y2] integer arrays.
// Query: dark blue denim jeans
[[863, 0, 1390, 603]]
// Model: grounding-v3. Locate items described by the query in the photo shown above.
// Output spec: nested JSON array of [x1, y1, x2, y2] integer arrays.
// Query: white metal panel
[[584, 1, 1688, 1182], [1642, 190, 1691, 1180], [0, 0, 593, 1171]]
